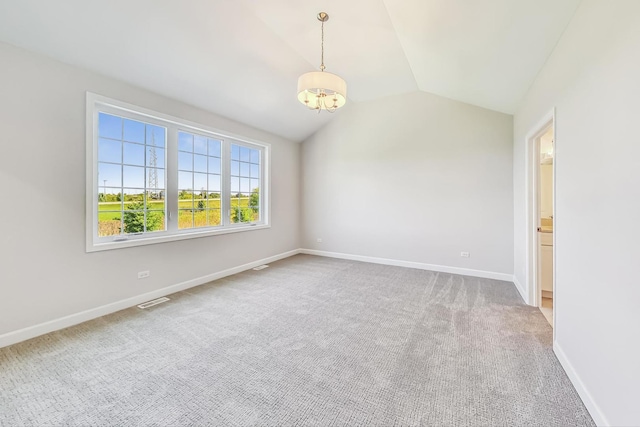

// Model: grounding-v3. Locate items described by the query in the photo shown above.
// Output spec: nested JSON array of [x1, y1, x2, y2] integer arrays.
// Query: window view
[[88, 94, 269, 251], [230, 143, 261, 223], [97, 113, 166, 237], [178, 131, 222, 229]]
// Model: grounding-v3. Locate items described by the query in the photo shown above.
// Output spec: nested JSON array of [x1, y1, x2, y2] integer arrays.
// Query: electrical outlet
[[317, 238, 323, 243], [137, 270, 150, 279], [460, 252, 470, 258]]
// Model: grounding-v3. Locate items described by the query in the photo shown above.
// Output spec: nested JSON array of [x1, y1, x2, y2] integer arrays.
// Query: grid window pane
[[146, 169, 165, 190], [98, 138, 121, 163], [194, 135, 207, 154], [178, 132, 193, 152], [250, 149, 259, 164], [178, 152, 192, 170], [208, 139, 221, 156], [194, 173, 207, 192], [123, 166, 145, 188], [207, 197, 221, 209], [229, 143, 262, 224], [147, 147, 165, 168], [176, 131, 229, 230], [230, 176, 239, 193], [178, 210, 194, 229], [146, 125, 166, 148], [208, 157, 221, 174], [98, 113, 122, 139], [98, 162, 122, 188], [123, 142, 145, 166], [194, 154, 207, 173], [240, 178, 250, 193], [240, 146, 250, 162], [250, 163, 259, 178], [178, 171, 193, 190], [208, 209, 221, 226], [145, 211, 165, 232], [179, 192, 194, 208], [146, 195, 165, 211], [96, 112, 167, 239], [123, 119, 145, 143], [208, 174, 221, 192]]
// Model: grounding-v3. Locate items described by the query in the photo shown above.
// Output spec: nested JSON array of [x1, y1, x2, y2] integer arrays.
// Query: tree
[[123, 201, 163, 233], [232, 206, 255, 223], [249, 188, 259, 213], [231, 206, 241, 223]]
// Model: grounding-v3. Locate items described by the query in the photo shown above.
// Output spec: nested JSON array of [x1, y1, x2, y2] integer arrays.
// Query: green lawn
[[98, 198, 250, 221]]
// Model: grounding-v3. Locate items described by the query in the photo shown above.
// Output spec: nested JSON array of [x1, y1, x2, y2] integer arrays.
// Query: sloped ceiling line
[[0, 0, 580, 141]]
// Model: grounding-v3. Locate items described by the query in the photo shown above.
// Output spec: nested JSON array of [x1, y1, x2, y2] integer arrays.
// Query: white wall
[[513, 2, 640, 425], [0, 42, 300, 339], [302, 91, 513, 277]]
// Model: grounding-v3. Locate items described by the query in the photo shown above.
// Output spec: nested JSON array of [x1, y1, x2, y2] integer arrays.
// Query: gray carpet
[[1, 254, 594, 426]]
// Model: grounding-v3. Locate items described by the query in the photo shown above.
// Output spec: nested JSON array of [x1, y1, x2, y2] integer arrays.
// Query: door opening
[[525, 110, 555, 330], [537, 126, 554, 326]]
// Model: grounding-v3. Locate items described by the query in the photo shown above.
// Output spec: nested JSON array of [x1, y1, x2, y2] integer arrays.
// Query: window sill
[[87, 223, 270, 253]]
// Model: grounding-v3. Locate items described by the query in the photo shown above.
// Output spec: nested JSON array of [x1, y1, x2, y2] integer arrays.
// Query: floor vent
[[137, 297, 170, 309], [253, 264, 269, 271]]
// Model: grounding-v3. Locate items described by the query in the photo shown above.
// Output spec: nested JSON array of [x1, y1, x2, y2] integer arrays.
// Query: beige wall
[[513, 1, 640, 424], [302, 91, 513, 276], [0, 41, 300, 337]]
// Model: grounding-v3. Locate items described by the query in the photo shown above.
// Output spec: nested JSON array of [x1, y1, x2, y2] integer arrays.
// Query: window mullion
[[166, 126, 179, 232], [221, 139, 230, 227]]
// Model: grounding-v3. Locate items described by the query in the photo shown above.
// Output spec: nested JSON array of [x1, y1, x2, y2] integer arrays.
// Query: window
[[177, 131, 222, 229], [230, 143, 261, 224], [96, 114, 167, 237], [86, 93, 269, 252]]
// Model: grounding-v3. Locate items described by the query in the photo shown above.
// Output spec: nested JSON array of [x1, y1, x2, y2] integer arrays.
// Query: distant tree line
[[109, 188, 260, 232]]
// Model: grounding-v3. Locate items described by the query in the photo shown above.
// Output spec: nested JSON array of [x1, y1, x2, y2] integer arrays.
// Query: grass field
[[98, 197, 257, 236]]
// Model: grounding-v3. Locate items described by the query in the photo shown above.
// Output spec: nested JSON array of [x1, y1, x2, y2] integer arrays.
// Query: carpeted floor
[[0, 255, 594, 426]]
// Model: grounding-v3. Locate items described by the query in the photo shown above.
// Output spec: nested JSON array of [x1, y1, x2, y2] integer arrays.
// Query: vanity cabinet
[[540, 244, 553, 291], [539, 232, 553, 292]]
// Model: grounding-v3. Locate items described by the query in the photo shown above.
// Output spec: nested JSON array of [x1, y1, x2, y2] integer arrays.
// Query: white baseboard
[[300, 249, 513, 282], [0, 249, 301, 349], [512, 275, 529, 304], [553, 341, 608, 426]]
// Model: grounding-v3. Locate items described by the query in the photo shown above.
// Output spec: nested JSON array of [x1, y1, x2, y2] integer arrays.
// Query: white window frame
[[86, 92, 270, 252]]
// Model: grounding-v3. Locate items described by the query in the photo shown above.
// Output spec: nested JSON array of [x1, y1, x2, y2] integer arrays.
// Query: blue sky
[[98, 112, 260, 196]]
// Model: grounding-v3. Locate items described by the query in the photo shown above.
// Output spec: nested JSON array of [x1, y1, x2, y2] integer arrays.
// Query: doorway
[[537, 126, 554, 326], [526, 110, 555, 329]]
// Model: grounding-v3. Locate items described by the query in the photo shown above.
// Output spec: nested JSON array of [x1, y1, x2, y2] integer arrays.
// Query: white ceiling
[[0, 0, 580, 142]]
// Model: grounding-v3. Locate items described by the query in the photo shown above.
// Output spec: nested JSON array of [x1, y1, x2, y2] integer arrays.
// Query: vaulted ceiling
[[0, 0, 581, 141]]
